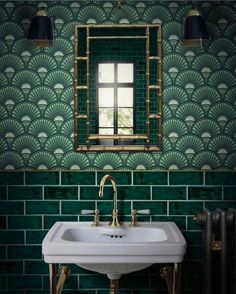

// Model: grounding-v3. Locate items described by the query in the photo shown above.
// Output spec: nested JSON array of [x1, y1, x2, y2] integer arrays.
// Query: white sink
[[42, 222, 186, 279]]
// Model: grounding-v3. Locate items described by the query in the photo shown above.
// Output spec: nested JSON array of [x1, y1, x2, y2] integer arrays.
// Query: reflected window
[[98, 63, 134, 145]]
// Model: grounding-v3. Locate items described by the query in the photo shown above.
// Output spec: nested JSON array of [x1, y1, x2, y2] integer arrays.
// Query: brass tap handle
[[92, 209, 100, 227], [129, 209, 150, 227], [81, 209, 100, 226]]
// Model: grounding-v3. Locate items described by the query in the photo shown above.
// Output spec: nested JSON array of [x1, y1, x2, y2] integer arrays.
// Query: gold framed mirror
[[74, 24, 162, 151]]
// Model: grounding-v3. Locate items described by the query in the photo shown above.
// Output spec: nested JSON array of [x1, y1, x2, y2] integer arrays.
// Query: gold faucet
[[99, 174, 120, 227]]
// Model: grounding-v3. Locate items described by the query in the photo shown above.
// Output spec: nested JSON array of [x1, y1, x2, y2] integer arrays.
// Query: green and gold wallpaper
[[0, 0, 236, 170]]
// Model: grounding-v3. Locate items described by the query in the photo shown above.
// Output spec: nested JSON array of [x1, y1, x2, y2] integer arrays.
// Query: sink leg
[[110, 279, 119, 294], [172, 263, 181, 294], [49, 264, 57, 294], [160, 263, 182, 294]]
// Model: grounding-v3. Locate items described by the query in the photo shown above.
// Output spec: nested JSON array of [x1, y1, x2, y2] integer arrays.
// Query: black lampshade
[[27, 9, 53, 47], [183, 8, 209, 47]]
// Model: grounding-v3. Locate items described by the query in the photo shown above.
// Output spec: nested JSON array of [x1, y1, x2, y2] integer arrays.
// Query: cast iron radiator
[[194, 209, 236, 294]]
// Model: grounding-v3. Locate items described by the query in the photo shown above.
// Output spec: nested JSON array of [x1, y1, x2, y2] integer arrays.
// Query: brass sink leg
[[49, 264, 71, 294], [110, 279, 119, 294], [57, 266, 71, 294], [160, 263, 182, 294], [49, 264, 57, 294]]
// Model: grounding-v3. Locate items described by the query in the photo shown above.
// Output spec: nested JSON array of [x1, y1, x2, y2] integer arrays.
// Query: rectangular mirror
[[74, 25, 162, 151]]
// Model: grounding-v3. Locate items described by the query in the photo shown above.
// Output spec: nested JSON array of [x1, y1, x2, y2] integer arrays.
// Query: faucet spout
[[98, 174, 120, 226]]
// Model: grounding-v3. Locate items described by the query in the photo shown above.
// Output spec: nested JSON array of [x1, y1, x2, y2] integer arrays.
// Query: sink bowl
[[42, 222, 186, 279]]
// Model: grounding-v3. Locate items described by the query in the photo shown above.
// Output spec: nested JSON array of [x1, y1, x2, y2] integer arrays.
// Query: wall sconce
[[183, 8, 209, 47], [27, 8, 53, 48]]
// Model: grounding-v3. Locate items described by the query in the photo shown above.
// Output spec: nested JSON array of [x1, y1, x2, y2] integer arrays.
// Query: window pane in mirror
[[117, 88, 133, 107], [118, 108, 133, 128], [99, 108, 114, 127], [98, 64, 114, 83], [117, 63, 133, 83], [99, 128, 114, 134], [98, 88, 114, 107], [118, 128, 133, 134]]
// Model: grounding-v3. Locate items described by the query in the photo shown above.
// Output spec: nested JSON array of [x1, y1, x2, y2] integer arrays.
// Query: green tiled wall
[[1, 170, 236, 293]]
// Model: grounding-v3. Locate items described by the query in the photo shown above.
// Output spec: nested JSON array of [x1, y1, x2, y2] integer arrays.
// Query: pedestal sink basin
[[42, 221, 186, 280]]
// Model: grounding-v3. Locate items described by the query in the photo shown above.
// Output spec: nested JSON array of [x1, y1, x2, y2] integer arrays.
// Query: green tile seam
[[131, 171, 133, 186], [95, 171, 98, 186], [42, 214, 45, 230], [42, 186, 45, 200], [186, 186, 189, 200], [59, 171, 61, 186], [23, 171, 25, 186], [167, 171, 170, 186], [167, 200, 169, 215], [78, 186, 80, 200], [59, 200, 62, 215]]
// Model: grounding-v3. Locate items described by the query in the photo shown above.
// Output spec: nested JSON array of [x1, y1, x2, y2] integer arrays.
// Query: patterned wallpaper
[[0, 0, 236, 170]]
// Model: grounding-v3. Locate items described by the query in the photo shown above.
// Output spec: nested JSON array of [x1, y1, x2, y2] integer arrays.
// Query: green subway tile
[[0, 246, 5, 259], [169, 202, 203, 215], [0, 261, 23, 274], [26, 230, 48, 244], [62, 201, 95, 214], [169, 172, 203, 185], [0, 172, 23, 185], [185, 275, 202, 291], [97, 201, 131, 215], [81, 186, 113, 200], [8, 186, 42, 200], [119, 275, 149, 289], [188, 187, 222, 200], [97, 291, 130, 294], [43, 275, 78, 290], [0, 216, 6, 229], [26, 201, 59, 214], [133, 201, 167, 215], [64, 264, 92, 275], [25, 260, 48, 274], [152, 186, 186, 200], [133, 291, 165, 294], [44, 186, 78, 200], [8, 216, 42, 229], [205, 172, 236, 185], [184, 261, 202, 274], [183, 231, 202, 245], [25, 172, 59, 185], [224, 187, 236, 200], [0, 276, 7, 289], [186, 245, 203, 259], [62, 171, 95, 185], [205, 201, 236, 210], [8, 245, 42, 259], [8, 275, 42, 289], [79, 274, 109, 289], [118, 186, 150, 200], [25, 291, 49, 294], [0, 201, 24, 215], [97, 172, 131, 185], [44, 215, 77, 229], [152, 216, 186, 230], [0, 187, 6, 199], [150, 274, 167, 289], [187, 216, 201, 230], [133, 171, 167, 185], [0, 231, 24, 244], [1, 291, 24, 294]]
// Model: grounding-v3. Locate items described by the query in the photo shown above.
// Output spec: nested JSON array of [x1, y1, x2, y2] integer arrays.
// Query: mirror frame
[[73, 24, 162, 151]]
